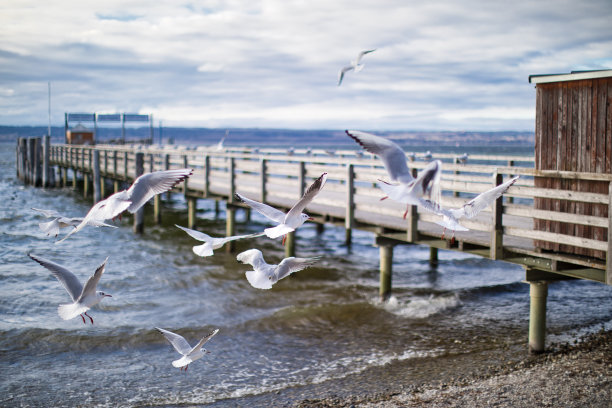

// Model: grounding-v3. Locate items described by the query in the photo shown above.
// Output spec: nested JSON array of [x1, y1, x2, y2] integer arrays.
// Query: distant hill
[[0, 125, 534, 146]]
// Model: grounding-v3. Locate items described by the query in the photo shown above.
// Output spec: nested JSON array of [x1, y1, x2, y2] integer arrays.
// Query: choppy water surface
[[1, 140, 611, 407]]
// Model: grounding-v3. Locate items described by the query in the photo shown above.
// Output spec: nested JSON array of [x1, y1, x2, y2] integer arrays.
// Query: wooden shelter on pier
[[529, 70, 612, 260]]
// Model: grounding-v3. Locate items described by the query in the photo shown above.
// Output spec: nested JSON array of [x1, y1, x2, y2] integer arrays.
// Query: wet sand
[[293, 329, 611, 408]]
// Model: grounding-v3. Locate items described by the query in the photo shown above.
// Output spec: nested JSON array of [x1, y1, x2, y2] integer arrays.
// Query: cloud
[[0, 0, 610, 130]]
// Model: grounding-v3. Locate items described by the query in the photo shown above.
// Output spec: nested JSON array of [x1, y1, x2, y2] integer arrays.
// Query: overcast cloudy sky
[[1, 0, 610, 131]]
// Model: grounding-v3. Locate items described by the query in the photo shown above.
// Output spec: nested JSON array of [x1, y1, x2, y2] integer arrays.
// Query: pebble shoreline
[[294, 329, 611, 408]]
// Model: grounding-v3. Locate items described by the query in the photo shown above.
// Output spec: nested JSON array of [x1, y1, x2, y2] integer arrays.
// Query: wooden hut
[[66, 123, 94, 145], [529, 70, 612, 260]]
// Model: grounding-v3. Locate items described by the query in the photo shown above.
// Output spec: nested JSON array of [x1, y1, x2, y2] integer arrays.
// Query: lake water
[[1, 139, 611, 407]]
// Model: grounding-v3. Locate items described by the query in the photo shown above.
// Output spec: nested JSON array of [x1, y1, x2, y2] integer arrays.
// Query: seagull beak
[[105, 294, 112, 297], [308, 217, 314, 221]]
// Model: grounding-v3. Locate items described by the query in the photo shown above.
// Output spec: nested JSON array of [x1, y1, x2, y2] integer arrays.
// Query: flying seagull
[[346, 130, 442, 218], [57, 168, 193, 243], [338, 49, 376, 86], [175, 225, 264, 257], [236, 248, 319, 289], [28, 254, 111, 324], [156, 327, 219, 371], [234, 172, 327, 244], [424, 176, 520, 243], [32, 208, 116, 237]]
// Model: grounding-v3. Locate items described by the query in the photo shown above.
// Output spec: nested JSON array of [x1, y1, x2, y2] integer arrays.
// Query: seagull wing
[[275, 257, 319, 281], [156, 327, 192, 356], [236, 248, 268, 270], [175, 224, 213, 243], [412, 160, 442, 203], [285, 173, 328, 221], [346, 130, 413, 183], [215, 232, 265, 246], [126, 168, 193, 213], [355, 49, 376, 64], [338, 65, 353, 86], [28, 254, 83, 302], [39, 219, 61, 237], [189, 328, 219, 355], [234, 193, 286, 224], [455, 176, 519, 219], [77, 257, 108, 302]]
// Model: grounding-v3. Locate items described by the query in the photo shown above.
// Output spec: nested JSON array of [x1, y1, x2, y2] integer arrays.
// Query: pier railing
[[37, 142, 612, 286]]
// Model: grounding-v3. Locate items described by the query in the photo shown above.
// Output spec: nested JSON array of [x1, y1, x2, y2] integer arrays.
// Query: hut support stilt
[[528, 280, 548, 354]]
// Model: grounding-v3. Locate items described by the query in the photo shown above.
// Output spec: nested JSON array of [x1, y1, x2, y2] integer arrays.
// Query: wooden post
[[42, 135, 50, 187], [507, 160, 515, 204], [26, 138, 34, 185], [528, 280, 548, 353], [161, 153, 170, 200], [83, 172, 89, 198], [260, 159, 267, 203], [133, 152, 145, 233], [406, 168, 419, 242], [62, 164, 67, 187], [183, 155, 189, 196], [429, 247, 438, 266], [345, 164, 354, 245], [225, 205, 236, 253], [203, 155, 210, 197], [285, 231, 296, 257], [34, 137, 42, 186], [92, 150, 101, 203], [188, 198, 197, 229], [226, 158, 236, 252], [490, 171, 504, 260], [298, 161, 306, 196], [453, 157, 460, 197], [113, 150, 118, 176], [379, 244, 393, 301], [607, 181, 612, 285], [123, 151, 129, 180]]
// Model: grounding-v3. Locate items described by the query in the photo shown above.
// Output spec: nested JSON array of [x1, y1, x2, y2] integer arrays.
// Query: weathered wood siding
[[534, 77, 612, 259]]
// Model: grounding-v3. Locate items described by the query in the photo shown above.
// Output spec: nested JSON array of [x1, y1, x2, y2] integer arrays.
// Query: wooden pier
[[16, 138, 612, 353]]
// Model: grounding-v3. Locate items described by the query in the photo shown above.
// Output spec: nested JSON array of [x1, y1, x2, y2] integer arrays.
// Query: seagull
[[234, 172, 327, 244], [337, 49, 376, 86], [156, 327, 219, 371], [346, 130, 442, 218], [175, 225, 264, 257], [424, 176, 520, 243], [457, 153, 469, 164], [28, 254, 111, 324], [57, 168, 193, 243], [236, 249, 319, 289], [423, 151, 433, 161], [32, 208, 116, 237]]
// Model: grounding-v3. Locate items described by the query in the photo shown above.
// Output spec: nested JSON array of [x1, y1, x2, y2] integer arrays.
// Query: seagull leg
[[80, 314, 86, 324], [282, 235, 287, 246], [403, 205, 410, 220], [441, 228, 446, 240], [450, 231, 456, 245], [84, 312, 94, 324], [380, 196, 389, 201]]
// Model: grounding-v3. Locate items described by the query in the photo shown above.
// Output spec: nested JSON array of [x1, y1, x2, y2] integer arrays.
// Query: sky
[[1, 0, 611, 131]]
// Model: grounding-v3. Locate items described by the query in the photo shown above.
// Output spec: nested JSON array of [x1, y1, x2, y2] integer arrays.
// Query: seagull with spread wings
[[338, 49, 376, 86], [32, 208, 116, 237], [346, 130, 442, 219], [28, 254, 112, 324], [237, 249, 319, 290], [156, 327, 219, 371], [234, 172, 327, 244], [175, 225, 264, 257], [57, 168, 193, 243]]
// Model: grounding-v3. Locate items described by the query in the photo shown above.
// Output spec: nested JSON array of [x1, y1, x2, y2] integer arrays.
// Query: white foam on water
[[375, 293, 462, 319]]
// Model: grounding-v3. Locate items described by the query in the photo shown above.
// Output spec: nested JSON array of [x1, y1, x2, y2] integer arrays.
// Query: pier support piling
[[379, 244, 393, 301], [285, 231, 296, 258], [133, 153, 145, 234], [154, 195, 162, 224], [225, 206, 236, 253], [429, 246, 438, 267], [188, 198, 197, 229], [92, 150, 101, 203], [528, 280, 548, 354]]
